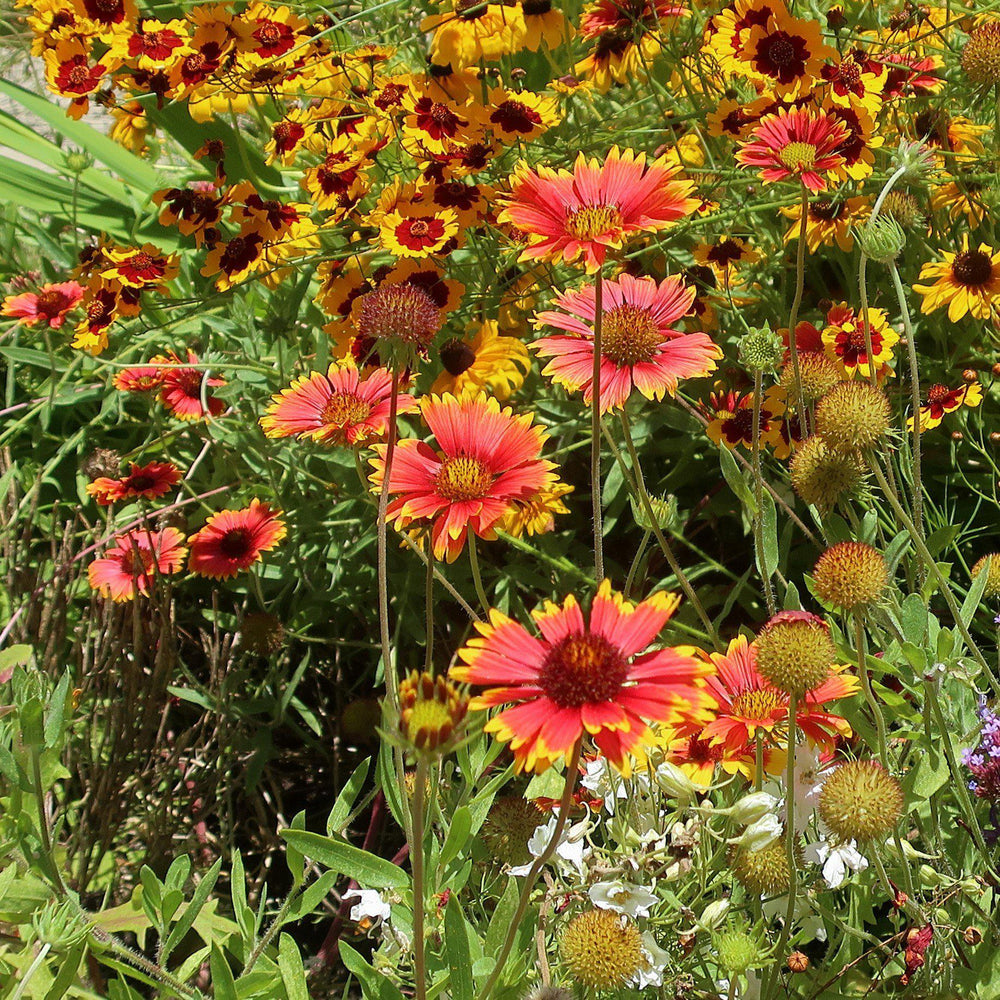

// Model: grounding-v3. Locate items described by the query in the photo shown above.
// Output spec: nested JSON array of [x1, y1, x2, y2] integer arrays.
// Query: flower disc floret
[[819, 760, 903, 841], [756, 611, 835, 694], [559, 909, 643, 990], [789, 435, 865, 510], [539, 632, 628, 707]]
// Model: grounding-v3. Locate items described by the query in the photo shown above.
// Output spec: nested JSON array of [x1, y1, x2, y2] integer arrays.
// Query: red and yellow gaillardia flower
[[188, 499, 286, 579], [908, 380, 983, 432], [913, 239, 1000, 322], [86, 460, 181, 505], [147, 349, 227, 421], [369, 393, 557, 562], [2, 280, 83, 328], [697, 634, 858, 773], [450, 581, 714, 773], [260, 363, 418, 446], [736, 108, 849, 193], [88, 527, 188, 602], [821, 302, 898, 379], [532, 273, 722, 413], [498, 146, 698, 273]]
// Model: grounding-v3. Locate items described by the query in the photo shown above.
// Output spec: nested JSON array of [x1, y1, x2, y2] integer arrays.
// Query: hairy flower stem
[[787, 182, 809, 425], [11, 943, 51, 1000], [591, 270, 605, 582], [619, 410, 720, 648], [411, 756, 430, 1000], [764, 696, 798, 1000], [424, 534, 435, 672], [888, 258, 925, 546], [478, 740, 583, 1000], [377, 366, 401, 715], [30, 746, 67, 898], [867, 456, 1000, 697], [854, 616, 890, 770], [752, 369, 777, 616]]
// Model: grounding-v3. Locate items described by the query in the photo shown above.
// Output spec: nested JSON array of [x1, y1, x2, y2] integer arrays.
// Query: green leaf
[[44, 940, 87, 1000], [20, 698, 46, 748], [0, 643, 32, 673], [280, 830, 409, 889], [908, 748, 949, 799], [718, 445, 757, 516], [444, 895, 475, 1000], [211, 943, 239, 1000], [759, 489, 778, 579], [163, 858, 222, 960], [484, 878, 519, 958], [327, 758, 370, 835], [339, 941, 405, 1000], [44, 671, 72, 749], [900, 593, 930, 646], [440, 806, 472, 873], [278, 933, 309, 1000], [960, 557, 990, 628]]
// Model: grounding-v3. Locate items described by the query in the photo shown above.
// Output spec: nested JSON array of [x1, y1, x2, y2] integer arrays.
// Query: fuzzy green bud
[[63, 150, 94, 174], [858, 214, 906, 263], [631, 493, 679, 533], [31, 900, 89, 950], [738, 324, 783, 375], [892, 139, 934, 181], [714, 923, 765, 974]]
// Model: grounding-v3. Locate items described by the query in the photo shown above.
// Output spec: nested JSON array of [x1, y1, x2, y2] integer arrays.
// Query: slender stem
[[751, 369, 776, 616], [411, 756, 430, 1000], [854, 615, 889, 769], [424, 533, 435, 672], [787, 182, 809, 424], [468, 537, 491, 612], [867, 457, 1000, 696], [624, 530, 651, 598], [591, 269, 605, 582], [243, 885, 300, 977], [764, 695, 798, 1000], [888, 258, 924, 546], [619, 410, 720, 648], [11, 943, 51, 1000], [478, 740, 583, 1000], [378, 367, 401, 714]]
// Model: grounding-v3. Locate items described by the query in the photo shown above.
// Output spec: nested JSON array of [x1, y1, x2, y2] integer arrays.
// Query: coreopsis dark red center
[[440, 338, 477, 376], [394, 217, 445, 252], [273, 120, 305, 153], [82, 0, 129, 26], [128, 23, 186, 62], [218, 233, 264, 275], [253, 19, 296, 58], [414, 97, 465, 141], [55, 56, 105, 95], [490, 100, 543, 134], [706, 239, 747, 268]]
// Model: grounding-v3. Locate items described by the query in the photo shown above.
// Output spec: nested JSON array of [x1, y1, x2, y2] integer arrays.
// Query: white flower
[[632, 931, 669, 989], [729, 814, 781, 850], [805, 838, 869, 889], [588, 880, 657, 919], [510, 812, 589, 877], [788, 744, 826, 830], [344, 888, 391, 924]]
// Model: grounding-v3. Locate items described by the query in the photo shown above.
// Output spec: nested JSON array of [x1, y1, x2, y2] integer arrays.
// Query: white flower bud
[[731, 791, 779, 827], [697, 899, 731, 931]]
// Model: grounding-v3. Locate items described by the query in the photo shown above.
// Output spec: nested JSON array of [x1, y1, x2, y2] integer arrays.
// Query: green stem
[[424, 533, 435, 672], [592, 269, 605, 582], [468, 537, 491, 612], [31, 746, 67, 897], [752, 369, 777, 616], [11, 943, 51, 1000], [619, 410, 720, 648], [377, 366, 401, 714], [243, 885, 300, 977], [477, 740, 583, 1000], [787, 181, 809, 425], [411, 756, 430, 1000], [888, 258, 925, 547], [764, 694, 798, 1000], [854, 615, 889, 769]]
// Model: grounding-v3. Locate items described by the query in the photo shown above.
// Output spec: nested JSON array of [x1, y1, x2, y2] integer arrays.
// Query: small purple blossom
[[964, 698, 1000, 803]]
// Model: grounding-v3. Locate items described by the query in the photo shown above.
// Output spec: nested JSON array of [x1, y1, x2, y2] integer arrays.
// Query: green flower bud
[[891, 139, 934, 181], [858, 214, 906, 263], [631, 493, 679, 533], [738, 324, 783, 375], [714, 922, 766, 974], [31, 900, 88, 951], [63, 150, 94, 174]]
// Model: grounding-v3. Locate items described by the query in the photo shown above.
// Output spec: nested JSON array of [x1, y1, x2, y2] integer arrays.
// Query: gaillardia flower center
[[731, 688, 783, 720], [926, 383, 950, 403], [779, 141, 817, 171], [951, 250, 993, 287], [320, 391, 371, 428], [440, 338, 477, 376], [435, 456, 494, 501], [539, 632, 628, 707], [600, 305, 663, 366], [357, 283, 442, 346], [219, 528, 253, 559], [565, 204, 623, 240]]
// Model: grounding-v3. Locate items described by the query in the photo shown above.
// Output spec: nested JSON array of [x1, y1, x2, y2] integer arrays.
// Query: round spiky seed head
[[239, 612, 286, 656], [813, 542, 888, 611], [524, 987, 574, 1000], [738, 325, 784, 374], [559, 909, 643, 990], [971, 553, 1000, 600], [779, 352, 843, 405], [714, 926, 761, 974], [819, 760, 903, 842], [962, 23, 1000, 87], [755, 611, 835, 694], [481, 795, 544, 867], [815, 382, 891, 453], [730, 838, 793, 896], [789, 436, 865, 511], [787, 951, 810, 973], [858, 214, 906, 264], [881, 190, 924, 230]]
